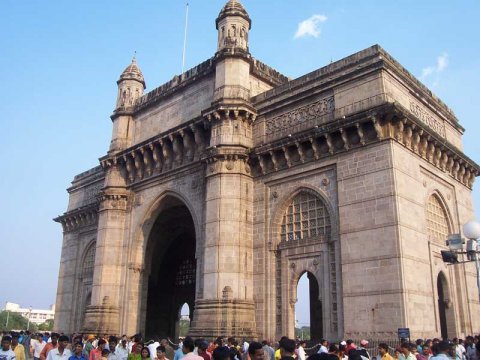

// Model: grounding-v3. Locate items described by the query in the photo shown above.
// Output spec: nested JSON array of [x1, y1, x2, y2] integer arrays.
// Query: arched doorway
[[144, 196, 196, 339], [177, 303, 191, 338], [295, 272, 322, 341], [437, 272, 453, 339]]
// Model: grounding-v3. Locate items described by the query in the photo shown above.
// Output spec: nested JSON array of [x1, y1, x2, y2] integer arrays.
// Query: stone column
[[83, 165, 129, 334], [189, 110, 257, 339]]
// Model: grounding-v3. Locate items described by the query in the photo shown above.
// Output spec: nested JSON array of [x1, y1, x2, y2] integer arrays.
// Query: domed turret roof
[[216, 0, 251, 29], [118, 56, 146, 88]]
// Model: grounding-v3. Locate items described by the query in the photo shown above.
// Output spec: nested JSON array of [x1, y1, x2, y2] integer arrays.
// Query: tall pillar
[[83, 165, 129, 334]]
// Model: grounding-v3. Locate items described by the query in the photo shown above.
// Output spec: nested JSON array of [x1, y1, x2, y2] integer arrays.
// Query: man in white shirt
[[46, 336, 71, 360], [31, 335, 46, 360], [297, 341, 306, 360], [0, 336, 17, 360], [465, 337, 477, 360], [147, 341, 160, 360], [115, 339, 128, 360], [318, 340, 328, 354]]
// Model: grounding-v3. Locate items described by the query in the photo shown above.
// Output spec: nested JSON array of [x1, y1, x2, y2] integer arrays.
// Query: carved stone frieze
[[100, 120, 209, 186], [54, 204, 99, 233], [266, 96, 335, 136], [97, 192, 129, 212]]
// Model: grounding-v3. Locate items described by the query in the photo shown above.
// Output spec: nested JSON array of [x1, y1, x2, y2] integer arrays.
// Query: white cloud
[[294, 14, 327, 39], [420, 52, 449, 81]]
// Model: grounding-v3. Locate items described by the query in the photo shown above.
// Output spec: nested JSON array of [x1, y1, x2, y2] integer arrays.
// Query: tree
[[0, 311, 38, 332], [38, 319, 54, 331]]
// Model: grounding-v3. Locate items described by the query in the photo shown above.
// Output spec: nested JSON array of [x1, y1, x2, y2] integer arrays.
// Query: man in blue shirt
[[69, 343, 87, 360]]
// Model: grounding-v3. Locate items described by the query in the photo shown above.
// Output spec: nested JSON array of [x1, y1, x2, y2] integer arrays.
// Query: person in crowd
[[32, 334, 46, 360], [12, 333, 26, 360], [278, 338, 295, 360], [197, 341, 210, 360], [46, 336, 71, 360], [465, 337, 477, 360], [318, 340, 329, 355], [156, 346, 169, 360], [69, 342, 87, 360], [338, 344, 348, 360], [101, 350, 110, 360], [0, 336, 17, 360], [430, 342, 451, 360], [356, 340, 370, 360], [416, 341, 424, 355], [453, 338, 466, 360], [297, 341, 306, 360], [147, 340, 159, 360], [181, 338, 202, 360], [40, 334, 59, 360], [212, 347, 230, 360], [160, 341, 174, 360], [90, 340, 107, 360], [173, 343, 184, 360], [345, 341, 357, 356], [129, 344, 144, 360], [226, 338, 239, 360], [22, 332, 31, 360], [416, 345, 431, 360], [115, 339, 128, 360], [399, 343, 416, 360], [247, 343, 264, 360], [378, 344, 393, 360], [107, 337, 120, 360], [261, 341, 274, 360], [140, 348, 150, 360]]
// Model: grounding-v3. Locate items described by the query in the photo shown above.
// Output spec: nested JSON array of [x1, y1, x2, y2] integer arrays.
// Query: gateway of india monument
[[54, 0, 480, 341]]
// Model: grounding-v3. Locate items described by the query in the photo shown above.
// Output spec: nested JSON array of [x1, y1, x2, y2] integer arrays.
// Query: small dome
[[118, 57, 146, 88], [216, 0, 251, 29]]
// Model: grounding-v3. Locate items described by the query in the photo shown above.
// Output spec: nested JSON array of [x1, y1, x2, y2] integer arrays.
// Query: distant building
[[4, 302, 55, 325]]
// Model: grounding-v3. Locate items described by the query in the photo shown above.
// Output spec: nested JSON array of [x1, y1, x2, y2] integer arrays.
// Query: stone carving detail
[[266, 97, 335, 135], [409, 101, 446, 137], [54, 204, 99, 233], [101, 121, 209, 185]]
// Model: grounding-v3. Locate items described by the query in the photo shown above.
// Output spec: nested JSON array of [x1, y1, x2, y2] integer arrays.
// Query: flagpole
[[182, 3, 189, 74]]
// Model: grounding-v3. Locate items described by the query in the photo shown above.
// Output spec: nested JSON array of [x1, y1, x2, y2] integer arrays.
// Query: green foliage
[[294, 326, 310, 340], [38, 319, 54, 331], [0, 311, 38, 332], [178, 319, 190, 338]]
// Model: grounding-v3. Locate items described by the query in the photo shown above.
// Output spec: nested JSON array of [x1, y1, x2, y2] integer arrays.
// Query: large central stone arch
[[124, 190, 201, 336]]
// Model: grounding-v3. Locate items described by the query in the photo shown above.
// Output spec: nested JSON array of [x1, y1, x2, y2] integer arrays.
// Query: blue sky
[[1, 0, 479, 327]]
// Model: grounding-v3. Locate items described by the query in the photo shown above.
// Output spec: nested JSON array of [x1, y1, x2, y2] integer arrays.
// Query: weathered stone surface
[[54, 0, 479, 341]]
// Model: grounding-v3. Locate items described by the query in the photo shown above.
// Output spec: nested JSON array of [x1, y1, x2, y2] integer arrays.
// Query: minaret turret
[[115, 56, 146, 110], [216, 0, 251, 53], [110, 57, 146, 153]]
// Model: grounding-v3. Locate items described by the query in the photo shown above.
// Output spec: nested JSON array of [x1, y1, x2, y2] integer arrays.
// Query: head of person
[[321, 339, 328, 347], [141, 347, 150, 359], [198, 341, 209, 356], [248, 342, 264, 360], [227, 337, 235, 347], [422, 345, 430, 356], [360, 340, 368, 348], [437, 342, 451, 355], [11, 333, 19, 346], [400, 343, 411, 356], [213, 346, 231, 360], [279, 338, 295, 358], [135, 343, 144, 354], [329, 345, 338, 354], [182, 337, 195, 355], [58, 336, 69, 351], [160, 339, 168, 347], [51, 333, 60, 346], [97, 339, 107, 351], [466, 337, 474, 346], [346, 340, 353, 346], [74, 342, 83, 355], [378, 344, 389, 357], [1, 336, 12, 351], [156, 346, 166, 359], [102, 349, 110, 358], [109, 337, 118, 351]]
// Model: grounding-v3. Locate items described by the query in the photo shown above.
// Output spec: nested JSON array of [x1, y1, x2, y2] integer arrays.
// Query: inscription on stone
[[266, 96, 335, 135], [409, 101, 446, 137]]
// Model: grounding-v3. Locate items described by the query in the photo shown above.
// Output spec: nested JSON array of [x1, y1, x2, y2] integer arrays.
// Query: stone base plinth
[[189, 299, 257, 340], [82, 304, 120, 335]]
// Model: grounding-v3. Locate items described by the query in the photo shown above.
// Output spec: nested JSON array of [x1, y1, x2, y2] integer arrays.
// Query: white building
[[4, 302, 55, 325]]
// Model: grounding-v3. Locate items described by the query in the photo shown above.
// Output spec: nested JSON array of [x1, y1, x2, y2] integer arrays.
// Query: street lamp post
[[463, 220, 480, 301]]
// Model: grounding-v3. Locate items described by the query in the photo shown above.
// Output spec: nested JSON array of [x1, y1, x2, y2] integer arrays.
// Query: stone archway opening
[[295, 271, 322, 341], [178, 303, 191, 338], [144, 196, 196, 339], [437, 272, 454, 339]]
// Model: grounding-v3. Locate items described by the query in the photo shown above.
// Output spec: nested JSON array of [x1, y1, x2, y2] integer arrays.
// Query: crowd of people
[[1, 331, 480, 360]]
